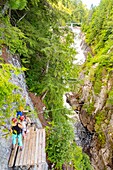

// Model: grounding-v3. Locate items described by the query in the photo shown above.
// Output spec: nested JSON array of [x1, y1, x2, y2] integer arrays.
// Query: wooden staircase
[[8, 126, 47, 170]]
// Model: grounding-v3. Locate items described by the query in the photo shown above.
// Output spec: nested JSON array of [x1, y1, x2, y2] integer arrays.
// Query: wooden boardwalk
[[8, 126, 47, 169]]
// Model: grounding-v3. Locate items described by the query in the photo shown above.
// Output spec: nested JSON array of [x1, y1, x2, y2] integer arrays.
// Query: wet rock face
[[79, 110, 95, 132], [74, 121, 92, 152], [79, 32, 93, 58], [80, 72, 113, 169], [65, 93, 93, 151], [0, 131, 11, 170], [66, 70, 113, 169], [65, 27, 113, 170], [65, 92, 84, 111]]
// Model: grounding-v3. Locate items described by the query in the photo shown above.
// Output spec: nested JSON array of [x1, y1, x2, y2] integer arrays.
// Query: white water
[[64, 27, 92, 147], [71, 27, 86, 65]]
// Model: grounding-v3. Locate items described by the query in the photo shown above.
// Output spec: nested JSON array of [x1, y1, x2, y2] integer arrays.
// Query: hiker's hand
[[10, 129, 12, 134]]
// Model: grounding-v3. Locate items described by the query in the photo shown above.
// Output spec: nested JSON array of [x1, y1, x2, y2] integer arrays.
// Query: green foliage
[[70, 0, 88, 23], [46, 115, 75, 169], [106, 90, 113, 105], [0, 0, 90, 168], [84, 55, 110, 95], [95, 111, 107, 127], [0, 62, 22, 127], [9, 0, 27, 10], [97, 132, 106, 146], [93, 68, 102, 94], [72, 143, 93, 170], [46, 115, 93, 170], [0, 16, 28, 56], [82, 0, 113, 54], [86, 102, 95, 115], [94, 111, 107, 145], [81, 0, 113, 150]]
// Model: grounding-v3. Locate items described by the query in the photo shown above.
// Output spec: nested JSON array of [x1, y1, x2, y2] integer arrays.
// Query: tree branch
[[2, 1, 9, 16], [41, 90, 48, 100], [17, 13, 27, 24]]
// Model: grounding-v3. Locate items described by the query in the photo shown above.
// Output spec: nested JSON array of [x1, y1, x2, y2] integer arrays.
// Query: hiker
[[19, 115, 28, 138], [24, 114, 31, 126], [16, 106, 31, 119], [10, 118, 23, 151], [16, 106, 24, 119]]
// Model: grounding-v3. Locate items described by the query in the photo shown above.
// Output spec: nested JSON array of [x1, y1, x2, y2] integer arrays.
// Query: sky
[[81, 0, 101, 9]]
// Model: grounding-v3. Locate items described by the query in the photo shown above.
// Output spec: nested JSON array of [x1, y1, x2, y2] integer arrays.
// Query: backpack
[[16, 111, 23, 118], [12, 123, 22, 135]]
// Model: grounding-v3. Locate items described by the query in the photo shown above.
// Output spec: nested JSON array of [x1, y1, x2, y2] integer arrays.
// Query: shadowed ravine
[[64, 26, 93, 151]]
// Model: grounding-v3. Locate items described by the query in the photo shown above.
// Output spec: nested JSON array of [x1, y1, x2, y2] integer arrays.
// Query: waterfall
[[71, 27, 86, 65], [64, 26, 92, 149]]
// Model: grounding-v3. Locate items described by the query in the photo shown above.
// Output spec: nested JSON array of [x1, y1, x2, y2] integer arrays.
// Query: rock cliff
[[66, 64, 113, 170], [0, 46, 43, 169]]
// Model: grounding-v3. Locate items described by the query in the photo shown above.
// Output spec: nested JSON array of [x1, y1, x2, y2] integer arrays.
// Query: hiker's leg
[[22, 130, 26, 138], [18, 134, 23, 147], [12, 134, 17, 149]]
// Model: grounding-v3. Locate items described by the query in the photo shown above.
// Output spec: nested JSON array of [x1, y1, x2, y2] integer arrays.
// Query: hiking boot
[[26, 130, 29, 133], [12, 145, 15, 150], [19, 146, 23, 151]]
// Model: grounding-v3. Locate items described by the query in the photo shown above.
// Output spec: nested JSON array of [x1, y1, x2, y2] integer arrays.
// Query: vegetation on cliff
[[0, 0, 93, 169], [81, 0, 113, 147]]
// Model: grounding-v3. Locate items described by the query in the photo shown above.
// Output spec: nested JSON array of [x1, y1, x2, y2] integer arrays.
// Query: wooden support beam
[[8, 144, 18, 167]]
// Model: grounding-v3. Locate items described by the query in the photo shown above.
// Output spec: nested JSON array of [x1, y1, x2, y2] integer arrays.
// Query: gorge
[[66, 26, 113, 169], [1, 0, 113, 169]]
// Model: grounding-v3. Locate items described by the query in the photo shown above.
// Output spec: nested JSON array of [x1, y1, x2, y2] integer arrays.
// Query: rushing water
[[71, 27, 86, 65], [64, 27, 92, 148]]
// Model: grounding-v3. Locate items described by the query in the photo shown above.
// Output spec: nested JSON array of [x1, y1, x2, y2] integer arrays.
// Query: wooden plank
[[25, 129, 35, 166], [27, 131, 36, 166], [37, 129, 40, 165], [40, 129, 45, 163], [37, 129, 46, 169], [15, 136, 27, 166], [15, 146, 22, 166], [30, 131, 37, 165], [34, 130, 39, 165], [37, 163, 47, 170], [37, 163, 42, 170], [41, 129, 46, 162], [16, 127, 34, 166], [22, 128, 31, 166], [8, 144, 18, 167], [29, 126, 35, 133], [10, 127, 46, 169], [37, 129, 42, 164]]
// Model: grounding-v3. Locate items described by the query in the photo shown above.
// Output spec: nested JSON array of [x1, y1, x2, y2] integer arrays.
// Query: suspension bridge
[[66, 22, 81, 28]]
